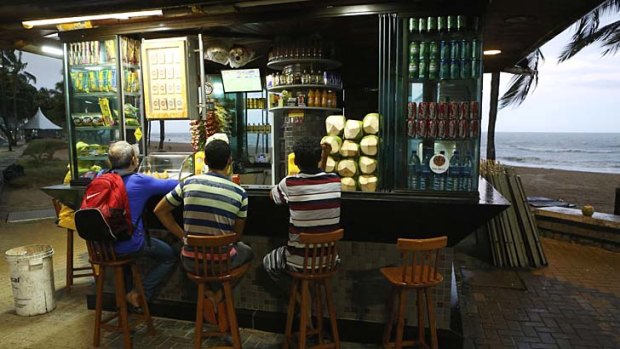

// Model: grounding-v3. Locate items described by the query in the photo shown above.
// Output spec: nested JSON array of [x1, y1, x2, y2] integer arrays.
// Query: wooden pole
[[486, 72, 500, 161], [615, 188, 620, 215]]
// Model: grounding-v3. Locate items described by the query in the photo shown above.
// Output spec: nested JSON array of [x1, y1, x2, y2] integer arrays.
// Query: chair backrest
[[396, 236, 448, 286], [74, 207, 122, 264], [297, 229, 344, 276], [185, 233, 239, 279]]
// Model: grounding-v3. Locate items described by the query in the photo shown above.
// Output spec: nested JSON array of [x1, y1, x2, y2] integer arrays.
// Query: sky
[[21, 14, 620, 134]]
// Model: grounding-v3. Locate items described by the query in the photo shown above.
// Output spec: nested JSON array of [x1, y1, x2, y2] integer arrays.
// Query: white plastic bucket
[[5, 244, 56, 316]]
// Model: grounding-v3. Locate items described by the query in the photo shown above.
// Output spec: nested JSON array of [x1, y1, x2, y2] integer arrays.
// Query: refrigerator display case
[[138, 152, 194, 181], [63, 35, 145, 181]]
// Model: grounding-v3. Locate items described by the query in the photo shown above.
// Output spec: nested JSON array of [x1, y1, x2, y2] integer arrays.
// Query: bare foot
[[125, 290, 140, 307]]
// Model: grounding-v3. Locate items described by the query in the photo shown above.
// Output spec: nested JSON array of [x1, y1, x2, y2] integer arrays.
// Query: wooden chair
[[184, 233, 251, 349], [284, 229, 344, 349], [75, 213, 154, 349], [381, 236, 448, 349], [51, 199, 94, 291]]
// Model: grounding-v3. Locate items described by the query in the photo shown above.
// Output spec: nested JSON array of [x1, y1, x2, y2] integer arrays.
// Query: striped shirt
[[271, 171, 341, 268], [165, 172, 248, 258]]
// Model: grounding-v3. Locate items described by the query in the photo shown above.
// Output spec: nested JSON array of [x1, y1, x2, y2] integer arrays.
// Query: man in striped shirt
[[263, 136, 341, 281]]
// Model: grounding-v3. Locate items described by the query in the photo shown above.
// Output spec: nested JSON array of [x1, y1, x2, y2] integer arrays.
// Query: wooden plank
[[498, 174, 528, 267], [507, 175, 540, 267], [515, 176, 547, 266], [493, 174, 518, 267]]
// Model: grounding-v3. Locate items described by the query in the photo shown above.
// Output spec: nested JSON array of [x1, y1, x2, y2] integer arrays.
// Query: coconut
[[337, 159, 358, 177], [358, 175, 378, 192], [360, 135, 379, 156], [321, 135, 342, 155], [325, 115, 346, 136], [344, 119, 363, 140], [325, 156, 338, 173], [363, 113, 380, 135], [339, 140, 360, 158], [359, 156, 377, 174], [341, 177, 357, 192]]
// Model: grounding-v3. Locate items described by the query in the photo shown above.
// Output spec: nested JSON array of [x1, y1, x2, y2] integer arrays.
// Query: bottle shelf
[[267, 58, 341, 70], [75, 126, 118, 131], [269, 106, 342, 112], [268, 84, 342, 92], [408, 32, 480, 42], [73, 92, 119, 98], [77, 155, 109, 161], [70, 62, 117, 69]]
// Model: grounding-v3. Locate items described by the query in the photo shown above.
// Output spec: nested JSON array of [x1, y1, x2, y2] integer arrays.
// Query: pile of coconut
[[321, 113, 380, 192]]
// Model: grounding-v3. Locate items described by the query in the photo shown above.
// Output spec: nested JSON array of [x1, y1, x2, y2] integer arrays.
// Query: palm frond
[[499, 49, 544, 109]]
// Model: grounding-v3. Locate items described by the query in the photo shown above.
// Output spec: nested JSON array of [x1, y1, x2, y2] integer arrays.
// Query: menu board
[[142, 38, 190, 119]]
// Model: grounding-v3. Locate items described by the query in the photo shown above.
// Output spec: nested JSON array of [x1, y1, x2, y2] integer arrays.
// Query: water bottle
[[420, 148, 433, 190], [408, 150, 421, 189], [447, 150, 460, 191], [433, 151, 447, 190], [461, 152, 473, 191]]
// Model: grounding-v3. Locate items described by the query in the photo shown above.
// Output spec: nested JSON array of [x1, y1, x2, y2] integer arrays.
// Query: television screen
[[221, 69, 262, 93]]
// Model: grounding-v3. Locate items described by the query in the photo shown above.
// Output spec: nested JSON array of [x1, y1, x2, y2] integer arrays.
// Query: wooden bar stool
[[75, 213, 154, 349], [284, 229, 344, 349], [51, 199, 94, 290], [381, 236, 448, 349], [184, 233, 251, 349]]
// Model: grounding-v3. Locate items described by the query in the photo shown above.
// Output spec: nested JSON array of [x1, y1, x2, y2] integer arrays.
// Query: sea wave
[[511, 146, 617, 154]]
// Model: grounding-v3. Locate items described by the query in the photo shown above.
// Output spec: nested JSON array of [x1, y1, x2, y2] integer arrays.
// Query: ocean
[[152, 132, 620, 174], [481, 132, 620, 174]]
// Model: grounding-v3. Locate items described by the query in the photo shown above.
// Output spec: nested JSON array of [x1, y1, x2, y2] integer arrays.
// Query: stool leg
[[299, 280, 310, 349], [417, 289, 425, 346], [383, 287, 398, 347], [132, 264, 155, 335], [223, 282, 242, 349], [93, 266, 105, 348], [66, 229, 74, 290], [395, 289, 408, 349], [284, 279, 298, 349], [314, 282, 324, 345], [424, 288, 438, 349], [323, 280, 340, 349], [195, 282, 205, 349], [113, 266, 131, 349]]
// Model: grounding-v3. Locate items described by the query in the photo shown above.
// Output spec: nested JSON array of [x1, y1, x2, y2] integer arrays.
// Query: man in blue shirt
[[108, 141, 178, 309]]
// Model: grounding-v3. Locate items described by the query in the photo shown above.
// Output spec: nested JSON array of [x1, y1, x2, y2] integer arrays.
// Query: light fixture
[[41, 45, 63, 57], [22, 9, 163, 28], [484, 50, 502, 56]]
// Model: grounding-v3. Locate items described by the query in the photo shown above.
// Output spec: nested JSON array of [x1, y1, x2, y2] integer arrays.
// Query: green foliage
[[22, 139, 67, 162]]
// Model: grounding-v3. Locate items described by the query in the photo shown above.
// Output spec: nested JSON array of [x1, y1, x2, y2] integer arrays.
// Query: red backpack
[[75, 172, 133, 241]]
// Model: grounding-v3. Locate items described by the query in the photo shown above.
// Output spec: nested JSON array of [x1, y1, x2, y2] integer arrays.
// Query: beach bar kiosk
[[32, 0, 600, 344]]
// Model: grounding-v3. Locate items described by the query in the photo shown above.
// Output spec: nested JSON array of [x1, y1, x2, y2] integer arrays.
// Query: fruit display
[[206, 105, 231, 138], [323, 113, 380, 192], [189, 119, 207, 152], [76, 141, 108, 157]]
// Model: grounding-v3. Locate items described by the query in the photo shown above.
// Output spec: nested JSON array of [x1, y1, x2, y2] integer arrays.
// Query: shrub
[[22, 139, 67, 162]]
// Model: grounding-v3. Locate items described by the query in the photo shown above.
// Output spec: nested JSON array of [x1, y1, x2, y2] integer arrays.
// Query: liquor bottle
[[307, 89, 315, 107], [460, 151, 473, 191], [409, 150, 421, 189], [321, 90, 328, 107], [446, 150, 461, 191], [314, 89, 321, 107]]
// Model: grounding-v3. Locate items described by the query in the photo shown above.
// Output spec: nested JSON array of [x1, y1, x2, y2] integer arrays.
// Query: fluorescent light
[[41, 45, 63, 56], [484, 50, 502, 56], [22, 9, 163, 28]]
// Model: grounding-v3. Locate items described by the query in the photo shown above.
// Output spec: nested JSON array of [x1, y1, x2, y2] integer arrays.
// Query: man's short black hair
[[293, 136, 322, 170], [205, 140, 231, 170]]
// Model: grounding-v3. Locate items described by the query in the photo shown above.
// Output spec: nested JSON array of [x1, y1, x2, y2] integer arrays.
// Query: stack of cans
[[409, 39, 481, 80], [407, 101, 480, 140]]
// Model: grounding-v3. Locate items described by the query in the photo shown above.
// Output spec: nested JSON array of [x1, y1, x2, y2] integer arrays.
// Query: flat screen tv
[[221, 68, 262, 93]]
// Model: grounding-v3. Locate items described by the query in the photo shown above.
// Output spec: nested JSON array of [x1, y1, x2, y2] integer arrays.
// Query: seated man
[[263, 136, 341, 284], [154, 139, 253, 328], [107, 141, 179, 309]]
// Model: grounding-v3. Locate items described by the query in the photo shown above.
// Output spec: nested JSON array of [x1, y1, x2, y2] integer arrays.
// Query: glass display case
[[138, 152, 194, 181], [63, 35, 145, 180]]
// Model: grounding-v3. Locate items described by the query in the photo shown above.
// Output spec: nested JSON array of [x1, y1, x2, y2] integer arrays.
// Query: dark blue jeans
[[125, 237, 177, 300]]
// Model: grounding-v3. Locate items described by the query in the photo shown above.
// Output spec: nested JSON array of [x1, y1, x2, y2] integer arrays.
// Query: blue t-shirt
[[114, 173, 178, 255]]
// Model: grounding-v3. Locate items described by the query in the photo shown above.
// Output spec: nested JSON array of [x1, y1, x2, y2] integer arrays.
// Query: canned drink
[[461, 40, 472, 60], [447, 119, 458, 139], [439, 60, 450, 80], [409, 18, 419, 33], [427, 16, 437, 32], [470, 101, 480, 119], [458, 119, 469, 139], [419, 41, 428, 60], [408, 102, 417, 119], [440, 41, 450, 60], [461, 60, 472, 79], [427, 119, 438, 138], [418, 17, 427, 34], [429, 59, 439, 80], [448, 101, 459, 119], [437, 16, 446, 32], [407, 118, 416, 138], [450, 40, 460, 60], [408, 62, 419, 79], [428, 102, 437, 119], [430, 41, 439, 58], [419, 60, 428, 79], [437, 120, 447, 139], [447, 16, 457, 32], [457, 15, 467, 31], [450, 60, 460, 79], [472, 39, 481, 59], [418, 102, 428, 120], [472, 60, 481, 78], [469, 118, 480, 138], [437, 102, 448, 119], [459, 102, 470, 119], [416, 119, 427, 138], [409, 42, 420, 61]]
